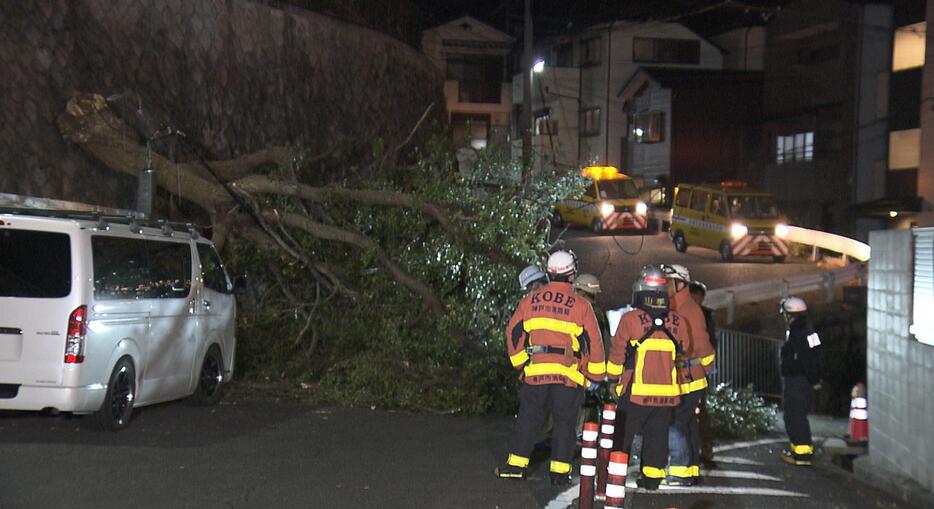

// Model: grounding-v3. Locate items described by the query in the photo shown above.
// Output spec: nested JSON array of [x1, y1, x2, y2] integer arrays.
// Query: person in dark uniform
[[779, 296, 822, 466]]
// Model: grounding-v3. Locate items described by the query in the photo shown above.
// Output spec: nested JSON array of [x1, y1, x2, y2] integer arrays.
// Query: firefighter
[[661, 264, 716, 486], [606, 265, 689, 491], [495, 250, 606, 485], [572, 273, 610, 353], [779, 296, 822, 466], [689, 280, 717, 467], [519, 264, 548, 293]]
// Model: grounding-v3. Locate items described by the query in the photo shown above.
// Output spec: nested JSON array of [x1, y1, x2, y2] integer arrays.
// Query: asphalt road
[[554, 229, 825, 313], [0, 398, 915, 509]]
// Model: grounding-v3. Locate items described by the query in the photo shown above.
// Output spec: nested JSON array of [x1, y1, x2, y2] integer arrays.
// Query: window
[[0, 230, 71, 298], [911, 228, 934, 346], [597, 179, 640, 199], [797, 45, 839, 65], [197, 244, 230, 294], [581, 107, 601, 137], [690, 190, 709, 212], [555, 43, 573, 67], [445, 54, 504, 104], [775, 131, 814, 164], [582, 37, 601, 66], [534, 111, 558, 136], [710, 194, 727, 217], [634, 111, 665, 143], [889, 128, 921, 170], [892, 22, 926, 72], [728, 195, 781, 220], [675, 188, 691, 208], [633, 37, 700, 64], [92, 237, 192, 300], [583, 182, 597, 199], [451, 113, 490, 149]]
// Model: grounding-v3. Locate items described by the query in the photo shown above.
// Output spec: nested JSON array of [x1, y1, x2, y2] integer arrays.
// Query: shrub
[[706, 382, 778, 439]]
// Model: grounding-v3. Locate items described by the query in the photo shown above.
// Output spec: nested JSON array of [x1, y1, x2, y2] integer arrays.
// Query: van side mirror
[[233, 275, 247, 293]]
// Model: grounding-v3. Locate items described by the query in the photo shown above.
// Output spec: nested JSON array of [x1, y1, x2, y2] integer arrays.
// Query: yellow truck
[[670, 182, 790, 262], [553, 166, 648, 234]]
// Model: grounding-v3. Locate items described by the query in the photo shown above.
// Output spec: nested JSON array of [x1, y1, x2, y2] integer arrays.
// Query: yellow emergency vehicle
[[553, 166, 648, 234], [670, 181, 790, 262]]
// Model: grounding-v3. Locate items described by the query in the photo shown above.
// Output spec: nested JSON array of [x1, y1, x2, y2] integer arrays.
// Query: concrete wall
[[864, 229, 934, 493], [712, 27, 766, 71], [0, 1, 442, 209]]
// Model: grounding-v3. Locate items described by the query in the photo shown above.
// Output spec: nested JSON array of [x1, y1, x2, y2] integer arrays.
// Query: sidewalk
[[776, 411, 934, 509]]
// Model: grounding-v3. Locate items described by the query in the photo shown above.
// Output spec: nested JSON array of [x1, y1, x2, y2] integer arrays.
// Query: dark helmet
[[632, 265, 669, 314]]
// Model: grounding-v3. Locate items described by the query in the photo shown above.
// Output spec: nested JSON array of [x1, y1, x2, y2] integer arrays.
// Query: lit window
[[633, 111, 665, 143], [581, 108, 601, 137], [889, 128, 921, 170], [775, 131, 814, 164], [892, 22, 926, 72]]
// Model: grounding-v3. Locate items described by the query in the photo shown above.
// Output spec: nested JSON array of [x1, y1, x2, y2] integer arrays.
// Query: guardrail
[[704, 262, 866, 324], [646, 207, 871, 262], [710, 329, 783, 398]]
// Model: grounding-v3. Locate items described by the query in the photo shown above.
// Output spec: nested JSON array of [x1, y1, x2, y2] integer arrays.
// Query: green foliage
[[226, 137, 583, 414], [705, 382, 778, 439]]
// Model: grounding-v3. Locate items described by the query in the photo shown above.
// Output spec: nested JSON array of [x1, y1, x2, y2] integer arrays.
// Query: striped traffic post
[[605, 451, 628, 509], [578, 422, 598, 509], [595, 403, 616, 498], [848, 383, 868, 444]]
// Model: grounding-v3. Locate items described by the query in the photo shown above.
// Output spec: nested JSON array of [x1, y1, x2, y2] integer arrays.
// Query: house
[[617, 67, 762, 187], [514, 22, 726, 178], [421, 16, 514, 152]]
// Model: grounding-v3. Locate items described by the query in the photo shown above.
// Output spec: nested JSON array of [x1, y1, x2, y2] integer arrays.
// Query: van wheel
[[91, 357, 135, 431], [773, 255, 786, 263], [189, 346, 225, 406], [673, 231, 687, 252], [591, 219, 604, 235], [719, 241, 734, 262]]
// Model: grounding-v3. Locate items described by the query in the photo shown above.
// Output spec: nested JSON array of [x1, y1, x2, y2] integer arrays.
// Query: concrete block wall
[[866, 229, 934, 492]]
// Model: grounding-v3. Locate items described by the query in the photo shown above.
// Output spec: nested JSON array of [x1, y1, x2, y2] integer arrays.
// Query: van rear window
[[0, 229, 71, 298]]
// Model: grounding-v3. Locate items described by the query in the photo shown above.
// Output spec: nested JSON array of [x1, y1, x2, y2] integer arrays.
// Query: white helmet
[[547, 250, 577, 278], [518, 265, 547, 290], [780, 296, 807, 315], [661, 263, 690, 282]]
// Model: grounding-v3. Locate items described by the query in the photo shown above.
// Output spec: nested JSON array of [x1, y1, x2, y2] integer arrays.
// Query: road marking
[[712, 455, 764, 465], [642, 486, 808, 497], [543, 484, 579, 509], [713, 438, 786, 453], [703, 469, 782, 481]]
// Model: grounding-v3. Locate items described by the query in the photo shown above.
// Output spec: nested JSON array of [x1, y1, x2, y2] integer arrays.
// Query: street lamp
[[532, 59, 545, 74]]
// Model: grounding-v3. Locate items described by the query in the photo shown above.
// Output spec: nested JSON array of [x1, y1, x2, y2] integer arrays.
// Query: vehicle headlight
[[599, 202, 614, 217], [775, 223, 789, 238], [730, 223, 748, 239], [635, 202, 648, 215]]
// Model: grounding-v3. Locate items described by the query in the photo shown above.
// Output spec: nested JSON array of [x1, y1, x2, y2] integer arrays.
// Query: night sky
[[412, 0, 790, 39]]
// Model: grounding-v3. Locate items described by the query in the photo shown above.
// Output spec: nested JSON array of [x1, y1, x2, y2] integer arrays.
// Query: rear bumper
[[0, 383, 106, 413]]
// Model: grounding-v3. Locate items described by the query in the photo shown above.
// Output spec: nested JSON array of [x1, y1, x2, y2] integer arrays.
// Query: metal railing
[[710, 329, 784, 398], [704, 262, 866, 324]]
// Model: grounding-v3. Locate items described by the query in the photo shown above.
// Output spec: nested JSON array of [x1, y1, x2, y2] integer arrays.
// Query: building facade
[[421, 16, 514, 152]]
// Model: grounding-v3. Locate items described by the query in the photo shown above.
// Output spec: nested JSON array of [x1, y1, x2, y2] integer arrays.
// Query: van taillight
[[65, 305, 87, 363]]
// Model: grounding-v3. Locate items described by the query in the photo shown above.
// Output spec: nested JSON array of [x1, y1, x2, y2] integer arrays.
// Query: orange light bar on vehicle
[[719, 180, 748, 188], [582, 166, 624, 180]]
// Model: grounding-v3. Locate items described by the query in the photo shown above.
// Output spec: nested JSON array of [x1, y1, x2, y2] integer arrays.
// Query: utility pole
[[521, 0, 533, 191]]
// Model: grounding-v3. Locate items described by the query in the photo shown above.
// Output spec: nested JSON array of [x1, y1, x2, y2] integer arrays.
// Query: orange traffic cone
[[848, 383, 868, 444]]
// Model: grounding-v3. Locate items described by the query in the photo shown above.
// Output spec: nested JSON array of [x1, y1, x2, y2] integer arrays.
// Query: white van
[[0, 209, 238, 430]]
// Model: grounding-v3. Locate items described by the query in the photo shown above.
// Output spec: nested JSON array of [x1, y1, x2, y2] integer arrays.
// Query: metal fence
[[709, 329, 784, 398]]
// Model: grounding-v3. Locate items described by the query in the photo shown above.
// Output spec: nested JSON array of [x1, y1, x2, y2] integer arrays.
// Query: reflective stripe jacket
[[607, 308, 689, 407], [506, 281, 605, 388], [670, 288, 716, 393]]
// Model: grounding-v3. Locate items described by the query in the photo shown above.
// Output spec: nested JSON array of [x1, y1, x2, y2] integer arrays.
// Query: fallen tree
[[58, 91, 582, 413]]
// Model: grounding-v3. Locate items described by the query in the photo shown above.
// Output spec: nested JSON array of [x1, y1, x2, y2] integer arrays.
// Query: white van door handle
[[202, 299, 211, 310]]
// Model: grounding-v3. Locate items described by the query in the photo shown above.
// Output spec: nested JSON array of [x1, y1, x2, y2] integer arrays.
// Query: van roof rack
[[0, 207, 204, 237]]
